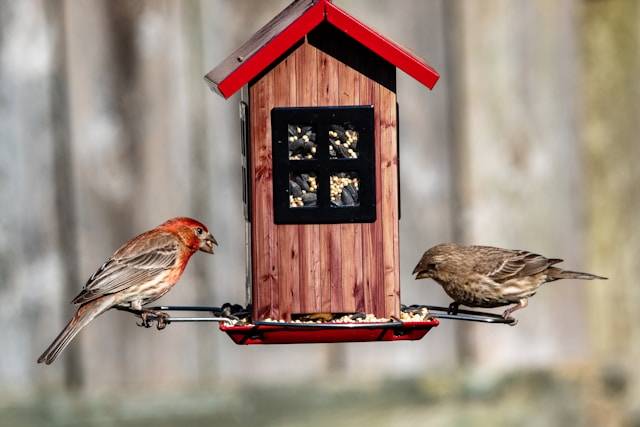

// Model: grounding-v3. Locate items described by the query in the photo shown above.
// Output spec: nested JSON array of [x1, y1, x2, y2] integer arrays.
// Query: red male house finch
[[38, 217, 217, 365], [413, 243, 606, 321]]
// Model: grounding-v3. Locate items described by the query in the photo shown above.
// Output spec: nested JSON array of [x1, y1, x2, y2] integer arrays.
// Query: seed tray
[[219, 318, 439, 345]]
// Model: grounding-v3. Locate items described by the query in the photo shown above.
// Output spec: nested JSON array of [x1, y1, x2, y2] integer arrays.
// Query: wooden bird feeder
[[199, 0, 483, 344]]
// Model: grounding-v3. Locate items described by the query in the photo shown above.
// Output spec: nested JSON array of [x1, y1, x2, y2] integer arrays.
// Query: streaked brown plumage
[[37, 217, 217, 365], [413, 243, 607, 320]]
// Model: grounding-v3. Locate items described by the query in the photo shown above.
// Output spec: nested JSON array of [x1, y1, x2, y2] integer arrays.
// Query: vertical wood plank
[[358, 73, 378, 316], [352, 223, 365, 312], [317, 49, 340, 312], [46, 0, 83, 389], [296, 42, 321, 313], [461, 1, 587, 367], [273, 53, 299, 321], [338, 61, 361, 313], [583, 0, 640, 360], [379, 85, 400, 318], [250, 72, 277, 320], [0, 0, 66, 390], [372, 83, 386, 317]]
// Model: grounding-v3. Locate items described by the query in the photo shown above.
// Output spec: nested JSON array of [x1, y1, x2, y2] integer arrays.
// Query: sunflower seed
[[295, 175, 309, 191], [301, 193, 317, 206], [289, 180, 302, 197], [341, 188, 355, 206]]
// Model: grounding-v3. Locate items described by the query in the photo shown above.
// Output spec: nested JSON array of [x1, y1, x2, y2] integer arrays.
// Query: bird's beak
[[200, 233, 218, 254], [412, 263, 421, 275], [414, 270, 430, 280]]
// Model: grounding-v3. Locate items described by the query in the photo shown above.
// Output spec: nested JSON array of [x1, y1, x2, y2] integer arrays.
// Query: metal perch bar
[[116, 305, 237, 326], [417, 305, 516, 325], [118, 304, 515, 326]]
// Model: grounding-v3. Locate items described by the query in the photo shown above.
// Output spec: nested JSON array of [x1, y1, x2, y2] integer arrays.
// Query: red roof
[[205, 0, 440, 98]]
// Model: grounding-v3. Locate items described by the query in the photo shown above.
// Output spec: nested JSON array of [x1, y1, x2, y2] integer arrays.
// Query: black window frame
[[272, 106, 376, 224]]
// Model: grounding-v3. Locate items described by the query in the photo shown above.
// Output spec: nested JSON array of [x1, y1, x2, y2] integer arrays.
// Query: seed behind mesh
[[329, 124, 359, 159], [290, 173, 318, 207], [330, 173, 359, 207], [289, 125, 317, 160]]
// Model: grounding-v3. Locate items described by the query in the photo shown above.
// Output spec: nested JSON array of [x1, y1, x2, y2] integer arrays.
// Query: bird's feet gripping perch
[[447, 302, 460, 315], [137, 309, 171, 330], [501, 299, 528, 326]]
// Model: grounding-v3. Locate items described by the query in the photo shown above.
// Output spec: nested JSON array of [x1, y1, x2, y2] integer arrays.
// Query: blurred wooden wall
[[581, 1, 640, 409], [0, 0, 635, 395]]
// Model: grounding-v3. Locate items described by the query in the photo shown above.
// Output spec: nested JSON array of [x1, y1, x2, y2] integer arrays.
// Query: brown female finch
[[413, 243, 606, 321], [38, 217, 217, 365]]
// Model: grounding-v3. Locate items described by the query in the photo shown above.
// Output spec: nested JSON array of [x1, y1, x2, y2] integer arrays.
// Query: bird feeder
[[182, 0, 513, 344]]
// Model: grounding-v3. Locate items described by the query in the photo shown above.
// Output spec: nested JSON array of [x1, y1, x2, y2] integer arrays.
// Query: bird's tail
[[547, 267, 608, 281], [37, 297, 112, 365]]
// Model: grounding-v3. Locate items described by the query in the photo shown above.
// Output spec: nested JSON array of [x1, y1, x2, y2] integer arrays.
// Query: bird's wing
[[72, 231, 179, 305], [481, 248, 562, 283]]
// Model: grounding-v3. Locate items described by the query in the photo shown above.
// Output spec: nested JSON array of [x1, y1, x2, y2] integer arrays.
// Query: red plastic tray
[[219, 319, 439, 345]]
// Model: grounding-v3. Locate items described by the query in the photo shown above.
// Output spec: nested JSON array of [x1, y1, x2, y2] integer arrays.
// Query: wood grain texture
[[316, 47, 343, 313], [273, 52, 299, 321], [338, 61, 361, 314], [583, 0, 640, 359], [379, 84, 400, 318], [372, 83, 386, 317], [250, 40, 399, 320], [460, 0, 588, 367], [296, 42, 321, 313], [358, 73, 379, 316], [250, 72, 276, 320], [316, 48, 334, 313]]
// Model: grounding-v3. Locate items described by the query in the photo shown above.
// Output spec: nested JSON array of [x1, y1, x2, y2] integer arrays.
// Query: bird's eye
[[196, 227, 204, 235], [427, 263, 437, 271]]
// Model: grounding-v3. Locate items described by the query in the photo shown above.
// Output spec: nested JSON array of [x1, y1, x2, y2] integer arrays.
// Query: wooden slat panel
[[329, 226, 343, 312], [274, 52, 299, 321], [338, 61, 361, 313], [316, 48, 340, 312], [251, 41, 398, 320], [306, 24, 399, 319], [353, 222, 365, 312], [358, 73, 378, 316], [250, 72, 277, 320], [296, 42, 321, 314], [372, 83, 386, 317], [379, 85, 399, 318]]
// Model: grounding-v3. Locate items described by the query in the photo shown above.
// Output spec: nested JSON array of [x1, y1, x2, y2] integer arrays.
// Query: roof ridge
[[205, 0, 439, 98]]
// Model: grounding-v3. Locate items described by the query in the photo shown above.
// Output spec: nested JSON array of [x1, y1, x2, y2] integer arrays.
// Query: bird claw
[[502, 313, 518, 326], [137, 312, 153, 328], [155, 312, 170, 330], [136, 310, 170, 330], [447, 302, 460, 315]]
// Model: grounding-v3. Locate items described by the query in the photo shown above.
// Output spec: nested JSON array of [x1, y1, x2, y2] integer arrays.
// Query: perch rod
[[118, 305, 515, 326], [408, 305, 516, 325]]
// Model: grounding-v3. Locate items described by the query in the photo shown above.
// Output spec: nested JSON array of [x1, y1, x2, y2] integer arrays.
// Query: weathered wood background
[[0, 0, 637, 401]]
